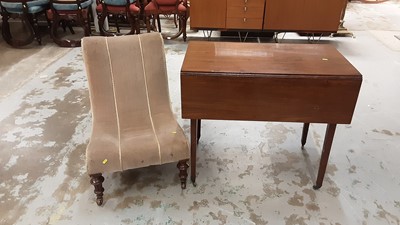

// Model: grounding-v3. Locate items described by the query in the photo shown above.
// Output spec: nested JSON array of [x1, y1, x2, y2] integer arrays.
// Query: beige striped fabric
[[82, 33, 189, 175]]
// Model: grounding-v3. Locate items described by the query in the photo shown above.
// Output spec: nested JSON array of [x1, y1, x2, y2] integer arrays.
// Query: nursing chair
[[82, 33, 189, 206], [47, 0, 92, 47], [144, 0, 188, 41], [1, 0, 49, 47], [96, 0, 140, 36]]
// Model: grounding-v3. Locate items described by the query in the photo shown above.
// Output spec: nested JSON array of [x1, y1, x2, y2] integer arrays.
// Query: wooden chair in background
[[96, 0, 140, 36], [144, 0, 188, 41], [1, 0, 50, 47], [47, 0, 92, 47]]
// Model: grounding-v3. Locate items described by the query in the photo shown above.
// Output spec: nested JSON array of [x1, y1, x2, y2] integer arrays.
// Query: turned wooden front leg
[[90, 173, 105, 206], [190, 119, 198, 186], [313, 124, 337, 190], [177, 160, 189, 189]]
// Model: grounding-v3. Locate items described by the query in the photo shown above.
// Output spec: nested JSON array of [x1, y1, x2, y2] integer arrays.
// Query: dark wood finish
[[313, 124, 337, 189], [190, 0, 226, 29], [301, 123, 310, 149], [264, 0, 344, 32], [177, 160, 189, 189], [197, 119, 201, 143], [181, 41, 362, 188], [90, 173, 105, 206], [190, 119, 198, 185], [181, 42, 362, 124]]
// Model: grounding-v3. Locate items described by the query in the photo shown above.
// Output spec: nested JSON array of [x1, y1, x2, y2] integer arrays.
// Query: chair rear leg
[[135, 15, 140, 34], [67, 21, 75, 34], [29, 14, 42, 45], [145, 15, 151, 33], [90, 173, 105, 206], [157, 14, 161, 32], [177, 160, 189, 189], [181, 13, 187, 41], [115, 14, 120, 33]]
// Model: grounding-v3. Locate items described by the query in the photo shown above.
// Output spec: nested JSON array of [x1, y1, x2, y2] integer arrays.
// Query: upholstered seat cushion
[[96, 3, 139, 14], [52, 0, 92, 11], [1, 0, 49, 14], [82, 33, 189, 175], [103, 0, 133, 6], [46, 7, 90, 18], [144, 1, 186, 14]]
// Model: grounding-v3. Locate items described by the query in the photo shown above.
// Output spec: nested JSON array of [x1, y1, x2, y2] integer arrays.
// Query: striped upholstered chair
[[81, 33, 189, 206]]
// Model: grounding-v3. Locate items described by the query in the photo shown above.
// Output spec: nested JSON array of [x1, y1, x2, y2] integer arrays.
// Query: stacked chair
[[0, 0, 189, 47], [96, 0, 140, 36], [1, 0, 50, 47], [144, 0, 188, 41], [47, 0, 93, 47]]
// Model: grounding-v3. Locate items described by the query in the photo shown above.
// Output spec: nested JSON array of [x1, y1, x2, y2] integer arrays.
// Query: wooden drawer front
[[226, 17, 263, 29], [228, 0, 264, 7], [227, 6, 264, 18]]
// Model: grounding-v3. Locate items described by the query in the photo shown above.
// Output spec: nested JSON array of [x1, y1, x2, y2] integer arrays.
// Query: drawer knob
[[244, 6, 247, 12], [243, 18, 247, 22], [244, 0, 247, 3]]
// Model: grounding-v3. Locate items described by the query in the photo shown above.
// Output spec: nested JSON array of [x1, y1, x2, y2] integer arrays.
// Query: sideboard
[[190, 0, 347, 33]]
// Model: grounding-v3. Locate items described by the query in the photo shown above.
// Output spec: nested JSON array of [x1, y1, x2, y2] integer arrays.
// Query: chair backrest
[[82, 33, 176, 171], [50, 0, 92, 11]]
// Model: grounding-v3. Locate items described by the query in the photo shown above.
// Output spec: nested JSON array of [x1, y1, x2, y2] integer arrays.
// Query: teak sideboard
[[190, 0, 347, 33]]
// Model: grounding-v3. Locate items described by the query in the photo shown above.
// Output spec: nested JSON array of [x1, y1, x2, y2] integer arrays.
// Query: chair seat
[[144, 1, 186, 14], [52, 0, 92, 10], [1, 0, 49, 14], [87, 119, 188, 174], [96, 3, 139, 14], [102, 0, 134, 6], [46, 8, 90, 18]]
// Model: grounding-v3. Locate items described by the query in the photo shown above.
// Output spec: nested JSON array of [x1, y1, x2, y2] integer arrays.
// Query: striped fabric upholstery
[[82, 33, 189, 175]]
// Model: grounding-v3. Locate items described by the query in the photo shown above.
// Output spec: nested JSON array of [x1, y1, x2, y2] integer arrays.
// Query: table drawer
[[226, 17, 263, 29]]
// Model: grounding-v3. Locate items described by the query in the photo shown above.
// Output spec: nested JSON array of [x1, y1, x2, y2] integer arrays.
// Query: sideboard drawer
[[228, 0, 264, 7], [227, 5, 264, 18], [226, 17, 263, 29]]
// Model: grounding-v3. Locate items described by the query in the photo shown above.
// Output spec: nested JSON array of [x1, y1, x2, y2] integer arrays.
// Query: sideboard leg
[[301, 123, 310, 149], [190, 119, 198, 186], [313, 123, 337, 189]]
